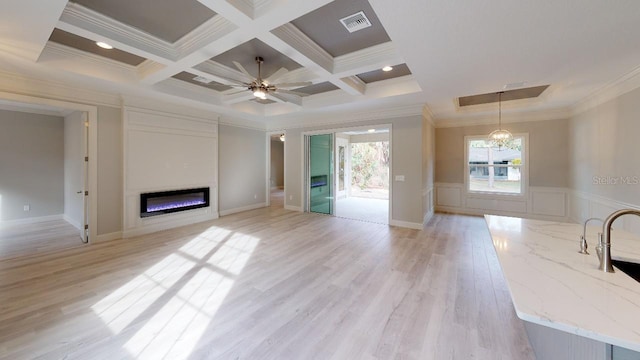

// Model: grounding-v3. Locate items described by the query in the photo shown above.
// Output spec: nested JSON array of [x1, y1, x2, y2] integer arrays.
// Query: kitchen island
[[485, 215, 640, 360]]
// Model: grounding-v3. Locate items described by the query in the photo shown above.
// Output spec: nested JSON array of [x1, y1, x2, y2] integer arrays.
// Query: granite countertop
[[484, 215, 640, 352]]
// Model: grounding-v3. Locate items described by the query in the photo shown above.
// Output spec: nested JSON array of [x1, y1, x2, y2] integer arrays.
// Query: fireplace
[[140, 187, 210, 218]]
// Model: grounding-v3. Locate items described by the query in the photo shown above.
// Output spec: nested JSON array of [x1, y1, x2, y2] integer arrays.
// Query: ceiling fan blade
[[270, 92, 302, 106], [265, 67, 288, 83], [224, 89, 249, 95], [276, 88, 307, 97], [268, 92, 288, 104], [274, 81, 312, 89], [232, 61, 254, 80], [208, 74, 249, 87]]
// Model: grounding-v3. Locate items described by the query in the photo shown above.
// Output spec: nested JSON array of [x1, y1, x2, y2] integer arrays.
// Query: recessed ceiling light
[[96, 42, 113, 50], [382, 66, 393, 72], [368, 129, 376, 133]]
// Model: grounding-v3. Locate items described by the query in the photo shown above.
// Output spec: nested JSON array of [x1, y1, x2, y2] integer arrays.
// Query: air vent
[[192, 75, 213, 84], [340, 11, 372, 33], [458, 85, 550, 107]]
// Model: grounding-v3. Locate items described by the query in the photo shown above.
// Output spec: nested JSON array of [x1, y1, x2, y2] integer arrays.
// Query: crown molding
[[173, 15, 237, 59], [0, 69, 121, 108], [422, 105, 435, 126], [59, 2, 177, 61], [337, 75, 366, 95], [270, 23, 333, 73], [333, 41, 403, 76], [434, 107, 572, 128], [137, 60, 166, 80], [226, 0, 255, 19], [571, 64, 640, 117]]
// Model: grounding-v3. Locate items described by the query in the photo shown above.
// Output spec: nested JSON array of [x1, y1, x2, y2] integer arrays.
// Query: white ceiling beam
[[0, 0, 68, 61]]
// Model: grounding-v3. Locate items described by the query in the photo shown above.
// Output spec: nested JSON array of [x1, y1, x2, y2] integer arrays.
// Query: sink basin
[[612, 259, 640, 283]]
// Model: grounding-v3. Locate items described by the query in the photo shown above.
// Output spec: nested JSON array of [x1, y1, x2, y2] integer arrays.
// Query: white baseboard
[[96, 231, 122, 242], [389, 219, 423, 230], [284, 205, 303, 212], [0, 214, 63, 227], [63, 214, 82, 230], [220, 202, 266, 216], [423, 209, 435, 226]]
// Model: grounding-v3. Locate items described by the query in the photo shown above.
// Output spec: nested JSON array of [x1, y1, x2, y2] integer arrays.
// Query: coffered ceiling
[[1, 0, 640, 126]]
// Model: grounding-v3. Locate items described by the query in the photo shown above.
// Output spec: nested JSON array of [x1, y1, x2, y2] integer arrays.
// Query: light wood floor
[[0, 219, 84, 260], [0, 209, 534, 360]]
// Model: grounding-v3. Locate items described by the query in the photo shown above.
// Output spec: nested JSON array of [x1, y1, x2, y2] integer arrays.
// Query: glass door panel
[[309, 134, 333, 215]]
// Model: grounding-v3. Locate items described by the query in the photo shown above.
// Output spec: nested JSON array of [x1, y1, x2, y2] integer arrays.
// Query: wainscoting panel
[[569, 190, 640, 237], [435, 183, 568, 221], [436, 184, 462, 208]]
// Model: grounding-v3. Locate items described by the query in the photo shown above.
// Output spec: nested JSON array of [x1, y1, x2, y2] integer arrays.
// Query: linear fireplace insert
[[140, 187, 210, 218]]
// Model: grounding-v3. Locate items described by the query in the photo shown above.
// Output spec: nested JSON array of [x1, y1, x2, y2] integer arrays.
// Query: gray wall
[[0, 110, 64, 221], [219, 124, 266, 212], [96, 106, 122, 235], [435, 119, 569, 187], [64, 111, 84, 229], [569, 87, 640, 206], [422, 115, 435, 220], [284, 115, 423, 224], [270, 139, 284, 188]]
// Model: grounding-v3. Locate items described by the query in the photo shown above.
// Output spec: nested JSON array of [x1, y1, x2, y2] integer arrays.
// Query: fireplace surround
[[140, 187, 210, 218]]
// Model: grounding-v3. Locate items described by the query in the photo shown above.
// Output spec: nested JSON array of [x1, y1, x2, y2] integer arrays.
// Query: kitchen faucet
[[597, 209, 640, 273], [579, 218, 605, 255]]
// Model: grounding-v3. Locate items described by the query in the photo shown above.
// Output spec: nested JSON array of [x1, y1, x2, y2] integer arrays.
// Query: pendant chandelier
[[488, 91, 512, 148]]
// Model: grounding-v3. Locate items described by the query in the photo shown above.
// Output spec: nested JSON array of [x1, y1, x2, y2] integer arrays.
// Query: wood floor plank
[[0, 210, 534, 360]]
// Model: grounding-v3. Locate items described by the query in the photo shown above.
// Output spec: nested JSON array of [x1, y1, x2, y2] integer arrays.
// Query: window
[[466, 135, 526, 195]]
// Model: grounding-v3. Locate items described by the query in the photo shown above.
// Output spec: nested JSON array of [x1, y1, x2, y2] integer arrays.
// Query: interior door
[[336, 137, 348, 200], [307, 133, 334, 215], [81, 113, 89, 243]]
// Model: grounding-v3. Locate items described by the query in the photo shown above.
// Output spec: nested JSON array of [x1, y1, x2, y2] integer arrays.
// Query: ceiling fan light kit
[[215, 56, 312, 104]]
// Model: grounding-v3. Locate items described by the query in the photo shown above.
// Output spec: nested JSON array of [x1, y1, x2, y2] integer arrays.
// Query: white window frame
[[464, 133, 529, 198]]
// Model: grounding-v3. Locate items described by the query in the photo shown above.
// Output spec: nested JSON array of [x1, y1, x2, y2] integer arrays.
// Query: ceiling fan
[[214, 57, 312, 104]]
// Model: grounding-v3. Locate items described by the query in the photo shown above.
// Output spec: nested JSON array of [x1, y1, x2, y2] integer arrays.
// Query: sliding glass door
[[307, 134, 334, 215]]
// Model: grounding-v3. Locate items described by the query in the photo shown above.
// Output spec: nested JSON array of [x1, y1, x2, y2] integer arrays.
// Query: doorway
[[267, 132, 285, 208], [0, 93, 97, 258], [303, 126, 391, 224]]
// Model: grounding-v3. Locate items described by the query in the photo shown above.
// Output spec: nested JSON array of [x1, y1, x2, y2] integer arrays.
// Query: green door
[[308, 134, 333, 215]]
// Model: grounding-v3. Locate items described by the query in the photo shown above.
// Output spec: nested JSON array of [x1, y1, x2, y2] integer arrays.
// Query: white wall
[[63, 111, 83, 229], [284, 115, 424, 227], [0, 109, 64, 221], [122, 105, 218, 237], [219, 124, 267, 215], [568, 86, 640, 235]]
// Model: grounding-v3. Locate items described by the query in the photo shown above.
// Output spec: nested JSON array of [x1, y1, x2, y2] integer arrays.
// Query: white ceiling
[[1, 0, 639, 128]]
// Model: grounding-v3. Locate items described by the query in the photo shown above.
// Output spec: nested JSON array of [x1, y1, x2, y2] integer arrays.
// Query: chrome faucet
[[579, 218, 605, 255], [598, 209, 640, 273]]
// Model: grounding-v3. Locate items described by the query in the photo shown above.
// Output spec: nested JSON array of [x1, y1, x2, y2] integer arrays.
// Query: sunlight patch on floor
[[91, 225, 259, 359]]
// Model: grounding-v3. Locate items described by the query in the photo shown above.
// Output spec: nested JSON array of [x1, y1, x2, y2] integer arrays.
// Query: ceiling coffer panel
[[71, 0, 216, 43], [209, 39, 302, 79], [356, 64, 412, 84], [291, 0, 390, 57], [458, 85, 550, 107], [48, 28, 146, 66]]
